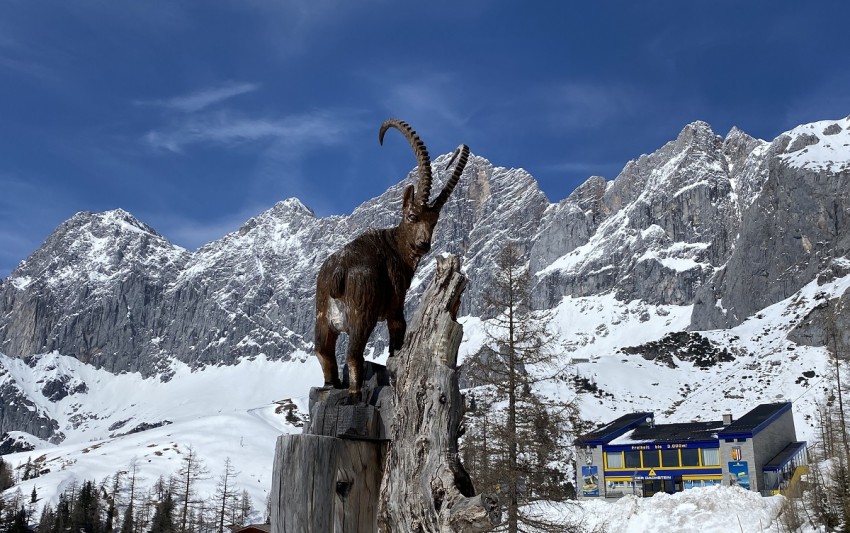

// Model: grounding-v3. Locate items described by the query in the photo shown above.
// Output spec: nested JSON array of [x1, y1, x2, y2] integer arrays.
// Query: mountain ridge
[[1, 115, 849, 446]]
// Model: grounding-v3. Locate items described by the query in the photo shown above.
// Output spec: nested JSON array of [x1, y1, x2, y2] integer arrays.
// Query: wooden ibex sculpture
[[314, 118, 469, 396]]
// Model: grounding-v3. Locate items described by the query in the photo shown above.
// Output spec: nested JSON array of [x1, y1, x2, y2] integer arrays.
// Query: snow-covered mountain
[[1, 115, 849, 521]]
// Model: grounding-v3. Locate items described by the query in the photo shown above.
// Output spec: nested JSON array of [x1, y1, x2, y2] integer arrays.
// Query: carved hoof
[[347, 390, 363, 404], [323, 379, 343, 389]]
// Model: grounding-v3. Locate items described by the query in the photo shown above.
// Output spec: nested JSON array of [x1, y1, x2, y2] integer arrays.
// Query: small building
[[574, 402, 806, 498], [229, 524, 271, 533]]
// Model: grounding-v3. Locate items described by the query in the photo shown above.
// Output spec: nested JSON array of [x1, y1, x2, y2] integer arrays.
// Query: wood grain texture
[[271, 434, 386, 533], [377, 254, 500, 532]]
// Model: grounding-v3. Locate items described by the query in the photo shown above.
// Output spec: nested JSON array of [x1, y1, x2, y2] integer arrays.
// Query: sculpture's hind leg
[[315, 316, 342, 388], [346, 322, 376, 397]]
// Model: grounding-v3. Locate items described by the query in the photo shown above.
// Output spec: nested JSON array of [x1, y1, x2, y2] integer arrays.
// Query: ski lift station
[[574, 402, 808, 498]]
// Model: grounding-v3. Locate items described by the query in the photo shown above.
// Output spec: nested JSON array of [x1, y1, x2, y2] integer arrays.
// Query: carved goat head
[[380, 119, 469, 267]]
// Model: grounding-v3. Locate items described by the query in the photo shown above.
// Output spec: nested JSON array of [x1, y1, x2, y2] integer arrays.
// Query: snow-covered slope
[[0, 264, 839, 525], [1, 351, 320, 514]]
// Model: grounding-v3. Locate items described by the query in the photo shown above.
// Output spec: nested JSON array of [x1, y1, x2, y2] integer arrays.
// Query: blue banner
[[581, 465, 599, 496], [728, 461, 750, 490]]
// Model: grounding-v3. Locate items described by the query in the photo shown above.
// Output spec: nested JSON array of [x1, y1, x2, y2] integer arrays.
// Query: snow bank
[[561, 486, 791, 533]]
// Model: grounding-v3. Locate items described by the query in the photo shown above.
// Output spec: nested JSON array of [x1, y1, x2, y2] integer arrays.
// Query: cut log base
[[270, 434, 386, 533]]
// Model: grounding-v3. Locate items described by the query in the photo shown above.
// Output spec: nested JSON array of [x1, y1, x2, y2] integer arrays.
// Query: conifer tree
[[263, 494, 271, 525], [237, 490, 252, 527], [174, 446, 208, 533], [7, 507, 27, 533], [0, 457, 14, 492], [21, 458, 33, 481], [149, 493, 175, 533], [4, 488, 24, 530], [70, 480, 102, 533], [120, 460, 139, 533], [53, 492, 72, 533], [36, 503, 54, 533], [212, 458, 238, 533], [119, 504, 134, 533], [463, 241, 579, 533], [101, 470, 123, 533]]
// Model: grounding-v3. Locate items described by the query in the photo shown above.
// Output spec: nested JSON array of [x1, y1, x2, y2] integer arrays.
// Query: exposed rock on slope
[[531, 121, 751, 308], [691, 117, 850, 331]]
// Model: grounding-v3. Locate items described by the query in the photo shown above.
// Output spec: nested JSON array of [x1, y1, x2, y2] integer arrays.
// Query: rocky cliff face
[[0, 358, 63, 443], [690, 117, 850, 336], [1, 116, 849, 434], [0, 210, 190, 375], [530, 121, 751, 308]]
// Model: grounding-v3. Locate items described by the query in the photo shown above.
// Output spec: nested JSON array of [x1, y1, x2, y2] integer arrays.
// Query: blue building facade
[[575, 402, 806, 498]]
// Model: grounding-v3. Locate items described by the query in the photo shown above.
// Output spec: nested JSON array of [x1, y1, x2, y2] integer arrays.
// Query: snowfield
[[1, 262, 841, 530], [1, 352, 322, 518]]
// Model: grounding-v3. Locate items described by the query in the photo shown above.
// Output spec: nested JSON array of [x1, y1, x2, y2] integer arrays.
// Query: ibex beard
[[314, 118, 469, 397]]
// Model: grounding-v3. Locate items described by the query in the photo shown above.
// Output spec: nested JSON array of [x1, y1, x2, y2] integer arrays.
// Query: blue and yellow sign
[[581, 465, 599, 496], [728, 461, 750, 490]]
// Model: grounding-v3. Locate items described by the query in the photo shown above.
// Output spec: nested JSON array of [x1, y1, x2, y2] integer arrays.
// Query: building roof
[[231, 524, 271, 533], [610, 421, 726, 445], [717, 402, 792, 439], [763, 441, 807, 471], [575, 402, 795, 448], [575, 412, 653, 446]]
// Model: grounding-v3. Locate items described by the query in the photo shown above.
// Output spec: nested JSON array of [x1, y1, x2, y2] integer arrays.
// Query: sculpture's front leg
[[387, 313, 407, 358]]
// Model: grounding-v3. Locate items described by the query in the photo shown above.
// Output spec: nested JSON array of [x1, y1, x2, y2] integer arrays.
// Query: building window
[[702, 448, 720, 466], [685, 478, 721, 489], [605, 452, 623, 469], [642, 450, 660, 468], [605, 480, 639, 496], [681, 448, 700, 467], [661, 449, 680, 467], [624, 451, 641, 468]]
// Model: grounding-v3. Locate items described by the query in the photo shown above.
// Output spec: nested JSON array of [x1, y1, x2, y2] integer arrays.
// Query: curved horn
[[431, 144, 469, 210], [379, 119, 433, 206]]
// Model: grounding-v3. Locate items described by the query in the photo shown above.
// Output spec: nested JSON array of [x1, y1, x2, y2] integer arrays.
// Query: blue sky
[[2, 1, 850, 278]]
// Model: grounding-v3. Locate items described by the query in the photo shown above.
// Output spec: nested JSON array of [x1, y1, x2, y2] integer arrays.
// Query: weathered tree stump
[[271, 363, 391, 533], [270, 254, 499, 533], [377, 254, 500, 532], [270, 435, 386, 533]]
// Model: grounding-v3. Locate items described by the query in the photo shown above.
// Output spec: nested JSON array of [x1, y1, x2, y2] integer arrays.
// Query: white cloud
[[144, 81, 260, 113], [144, 110, 353, 152], [536, 81, 643, 131]]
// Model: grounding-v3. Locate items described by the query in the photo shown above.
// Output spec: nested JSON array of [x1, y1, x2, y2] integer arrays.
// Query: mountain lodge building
[[574, 402, 807, 498]]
